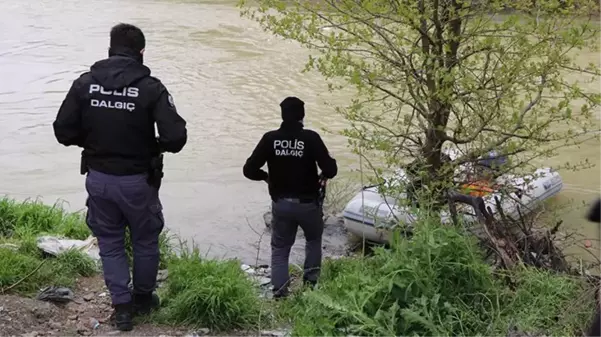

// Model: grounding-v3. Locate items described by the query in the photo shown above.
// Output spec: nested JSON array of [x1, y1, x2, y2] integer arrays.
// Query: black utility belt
[[274, 197, 316, 204]]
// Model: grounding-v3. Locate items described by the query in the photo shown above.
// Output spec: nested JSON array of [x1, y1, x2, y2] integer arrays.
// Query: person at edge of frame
[[52, 23, 187, 332], [242, 96, 338, 299], [586, 198, 600, 337]]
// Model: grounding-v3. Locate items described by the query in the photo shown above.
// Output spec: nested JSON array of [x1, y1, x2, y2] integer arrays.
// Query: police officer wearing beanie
[[243, 97, 338, 298], [53, 23, 187, 331]]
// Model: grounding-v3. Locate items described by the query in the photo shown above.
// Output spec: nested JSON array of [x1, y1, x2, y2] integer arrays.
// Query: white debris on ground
[[240, 264, 273, 299], [259, 329, 292, 337], [36, 235, 101, 262]]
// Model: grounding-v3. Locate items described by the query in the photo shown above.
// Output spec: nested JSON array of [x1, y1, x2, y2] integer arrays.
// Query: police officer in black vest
[[53, 23, 187, 331], [243, 97, 338, 298]]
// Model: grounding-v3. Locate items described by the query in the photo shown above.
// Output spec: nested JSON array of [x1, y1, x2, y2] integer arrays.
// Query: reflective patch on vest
[[273, 139, 304, 158], [88, 84, 138, 112]]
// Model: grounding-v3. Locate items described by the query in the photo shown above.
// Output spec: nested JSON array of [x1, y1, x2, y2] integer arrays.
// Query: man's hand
[[318, 173, 327, 187]]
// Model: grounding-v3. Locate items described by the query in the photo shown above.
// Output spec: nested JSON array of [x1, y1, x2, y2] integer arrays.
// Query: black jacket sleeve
[[152, 84, 187, 154], [243, 134, 269, 181], [313, 133, 337, 179], [53, 78, 84, 147]]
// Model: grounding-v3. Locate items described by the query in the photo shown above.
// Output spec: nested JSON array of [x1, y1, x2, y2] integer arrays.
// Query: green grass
[[269, 219, 596, 336], [0, 197, 172, 296], [0, 198, 90, 240], [0, 196, 594, 336], [154, 247, 262, 331], [0, 247, 98, 294], [0, 198, 97, 295]]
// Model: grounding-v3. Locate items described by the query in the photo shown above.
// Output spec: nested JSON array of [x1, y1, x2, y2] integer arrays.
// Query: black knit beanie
[[280, 97, 305, 122]]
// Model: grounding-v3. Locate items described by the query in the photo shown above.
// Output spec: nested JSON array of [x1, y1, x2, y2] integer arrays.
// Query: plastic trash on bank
[[36, 286, 75, 303], [36, 235, 101, 262]]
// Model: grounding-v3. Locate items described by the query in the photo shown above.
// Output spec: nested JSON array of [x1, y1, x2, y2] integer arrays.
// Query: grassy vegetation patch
[[0, 197, 172, 296], [155, 247, 262, 331], [0, 197, 594, 336], [273, 220, 595, 336], [0, 247, 97, 295], [0, 198, 90, 240], [0, 198, 96, 295]]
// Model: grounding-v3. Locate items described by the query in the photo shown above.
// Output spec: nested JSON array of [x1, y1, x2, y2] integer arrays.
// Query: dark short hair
[[110, 23, 145, 52]]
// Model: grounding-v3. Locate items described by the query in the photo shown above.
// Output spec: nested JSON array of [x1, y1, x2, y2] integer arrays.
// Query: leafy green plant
[[240, 0, 601, 203], [277, 218, 594, 336]]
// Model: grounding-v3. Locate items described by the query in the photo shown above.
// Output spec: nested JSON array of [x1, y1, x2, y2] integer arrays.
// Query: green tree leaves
[[240, 0, 600, 200]]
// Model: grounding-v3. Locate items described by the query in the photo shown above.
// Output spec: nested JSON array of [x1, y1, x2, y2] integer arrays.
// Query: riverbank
[[0, 197, 597, 337]]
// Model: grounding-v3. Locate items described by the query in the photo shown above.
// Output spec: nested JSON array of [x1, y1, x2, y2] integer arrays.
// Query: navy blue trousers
[[270, 198, 324, 294], [85, 169, 164, 305]]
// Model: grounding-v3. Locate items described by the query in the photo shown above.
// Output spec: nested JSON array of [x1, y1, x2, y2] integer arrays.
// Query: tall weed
[[0, 198, 98, 295], [0, 198, 90, 239], [0, 248, 97, 295], [280, 218, 593, 336], [156, 247, 261, 331]]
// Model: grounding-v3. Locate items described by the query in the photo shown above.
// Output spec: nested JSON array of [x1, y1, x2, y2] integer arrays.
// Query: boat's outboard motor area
[[476, 151, 508, 177]]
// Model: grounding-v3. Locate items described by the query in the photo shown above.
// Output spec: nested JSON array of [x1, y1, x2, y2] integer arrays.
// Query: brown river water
[[0, 0, 599, 264]]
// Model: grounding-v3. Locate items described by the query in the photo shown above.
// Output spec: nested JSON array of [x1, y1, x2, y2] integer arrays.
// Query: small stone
[[98, 313, 112, 323], [197, 328, 210, 335], [263, 211, 273, 228], [83, 293, 94, 302], [21, 332, 39, 337], [106, 330, 122, 335], [260, 329, 290, 337], [157, 269, 169, 282], [241, 264, 256, 275], [98, 292, 108, 298], [253, 276, 271, 286], [68, 314, 79, 320], [49, 321, 62, 330], [87, 317, 100, 329], [31, 304, 54, 320], [76, 322, 92, 336]]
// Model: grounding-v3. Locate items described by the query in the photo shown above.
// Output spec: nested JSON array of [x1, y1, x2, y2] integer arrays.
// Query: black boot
[[272, 286, 289, 300], [113, 302, 133, 331], [133, 292, 160, 316], [303, 278, 317, 289]]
